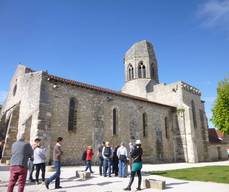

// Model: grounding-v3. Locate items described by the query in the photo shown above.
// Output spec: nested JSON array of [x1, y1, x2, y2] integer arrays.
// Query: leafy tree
[[211, 77, 229, 134]]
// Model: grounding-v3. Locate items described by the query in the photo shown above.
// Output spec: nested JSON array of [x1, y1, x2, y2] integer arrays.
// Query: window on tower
[[138, 61, 146, 78], [128, 64, 134, 80]]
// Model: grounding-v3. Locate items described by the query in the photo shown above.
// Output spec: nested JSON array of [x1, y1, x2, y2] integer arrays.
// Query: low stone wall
[[208, 144, 228, 161]]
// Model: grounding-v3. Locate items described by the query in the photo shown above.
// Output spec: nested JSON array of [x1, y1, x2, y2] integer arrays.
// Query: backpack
[[103, 147, 111, 157], [81, 150, 87, 161]]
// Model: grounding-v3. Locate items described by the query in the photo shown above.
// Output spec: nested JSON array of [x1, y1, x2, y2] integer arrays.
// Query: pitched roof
[[46, 73, 176, 109], [208, 128, 224, 143]]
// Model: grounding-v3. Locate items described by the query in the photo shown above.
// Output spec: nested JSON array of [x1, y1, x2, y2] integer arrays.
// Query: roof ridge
[[46, 73, 176, 109]]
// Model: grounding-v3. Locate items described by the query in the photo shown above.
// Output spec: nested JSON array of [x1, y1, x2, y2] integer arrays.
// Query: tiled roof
[[46, 74, 176, 109], [208, 128, 223, 143]]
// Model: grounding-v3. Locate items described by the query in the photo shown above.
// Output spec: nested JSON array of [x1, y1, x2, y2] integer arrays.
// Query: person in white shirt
[[33, 138, 46, 184], [117, 142, 128, 177]]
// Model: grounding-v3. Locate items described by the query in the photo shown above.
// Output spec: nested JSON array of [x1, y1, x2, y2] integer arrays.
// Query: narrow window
[[131, 67, 134, 79], [113, 108, 118, 135], [13, 84, 17, 96], [165, 117, 169, 139], [191, 100, 197, 128], [143, 113, 147, 137], [138, 64, 142, 78], [68, 98, 77, 132], [128, 64, 134, 80], [142, 65, 146, 78], [138, 62, 146, 78]]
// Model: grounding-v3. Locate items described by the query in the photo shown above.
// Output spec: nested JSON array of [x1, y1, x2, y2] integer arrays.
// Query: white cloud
[[0, 90, 7, 104], [197, 0, 229, 29]]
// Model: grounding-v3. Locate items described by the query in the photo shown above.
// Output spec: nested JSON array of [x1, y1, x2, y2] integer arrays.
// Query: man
[[97, 142, 105, 176], [45, 137, 63, 189], [33, 138, 46, 184], [7, 132, 33, 192], [117, 142, 127, 177], [102, 141, 113, 177]]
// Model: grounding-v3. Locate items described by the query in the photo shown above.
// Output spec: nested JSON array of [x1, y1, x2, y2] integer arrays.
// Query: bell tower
[[121, 40, 159, 97]]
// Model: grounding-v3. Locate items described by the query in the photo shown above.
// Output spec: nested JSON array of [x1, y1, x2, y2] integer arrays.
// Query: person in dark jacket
[[124, 140, 143, 191], [45, 137, 63, 189], [112, 145, 120, 176]]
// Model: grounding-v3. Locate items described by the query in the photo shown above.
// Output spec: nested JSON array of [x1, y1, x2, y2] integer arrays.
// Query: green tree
[[211, 77, 229, 134]]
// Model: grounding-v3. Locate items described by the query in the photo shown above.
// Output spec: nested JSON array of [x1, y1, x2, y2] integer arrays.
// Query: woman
[[85, 146, 94, 173], [124, 140, 143, 191], [33, 138, 46, 184]]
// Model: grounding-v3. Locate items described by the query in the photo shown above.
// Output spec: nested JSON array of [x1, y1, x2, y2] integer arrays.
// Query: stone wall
[[146, 81, 209, 162], [208, 144, 228, 161], [38, 74, 178, 165], [0, 65, 43, 162]]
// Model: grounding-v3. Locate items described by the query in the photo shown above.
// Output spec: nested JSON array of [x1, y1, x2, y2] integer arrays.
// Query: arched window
[[113, 108, 118, 135], [68, 97, 77, 132], [165, 117, 169, 139], [138, 64, 142, 78], [143, 113, 147, 137], [128, 64, 134, 80], [142, 65, 146, 78], [13, 84, 17, 96], [150, 63, 154, 79], [138, 62, 146, 78], [191, 100, 197, 128]]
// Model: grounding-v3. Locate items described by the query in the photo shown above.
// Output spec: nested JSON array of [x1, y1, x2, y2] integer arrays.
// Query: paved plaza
[[1, 160, 229, 192]]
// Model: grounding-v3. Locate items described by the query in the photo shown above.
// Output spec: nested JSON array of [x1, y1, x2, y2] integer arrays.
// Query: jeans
[[85, 160, 93, 173], [47, 160, 61, 187], [118, 160, 126, 177], [99, 157, 103, 175], [28, 160, 34, 181], [103, 158, 111, 176], [7, 166, 27, 192], [34, 163, 46, 182]]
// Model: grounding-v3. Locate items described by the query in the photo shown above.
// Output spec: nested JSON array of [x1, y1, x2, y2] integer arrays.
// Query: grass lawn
[[151, 166, 229, 184]]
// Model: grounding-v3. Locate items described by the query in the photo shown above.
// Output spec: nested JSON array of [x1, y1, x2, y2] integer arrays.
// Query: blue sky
[[0, 0, 228, 128]]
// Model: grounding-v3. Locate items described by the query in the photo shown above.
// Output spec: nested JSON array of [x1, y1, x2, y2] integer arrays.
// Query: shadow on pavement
[[97, 180, 121, 186], [60, 183, 95, 189], [165, 181, 189, 189], [167, 182, 189, 186], [0, 165, 10, 171]]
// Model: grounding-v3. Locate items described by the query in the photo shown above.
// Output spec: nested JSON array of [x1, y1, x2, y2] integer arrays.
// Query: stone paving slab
[[1, 161, 229, 192]]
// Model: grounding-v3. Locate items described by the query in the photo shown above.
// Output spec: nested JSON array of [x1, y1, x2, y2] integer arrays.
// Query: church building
[[0, 40, 227, 165]]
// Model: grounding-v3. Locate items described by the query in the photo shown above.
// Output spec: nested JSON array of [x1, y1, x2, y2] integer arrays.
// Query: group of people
[[96, 141, 130, 177], [6, 132, 143, 192], [6, 133, 64, 192], [98, 140, 143, 191]]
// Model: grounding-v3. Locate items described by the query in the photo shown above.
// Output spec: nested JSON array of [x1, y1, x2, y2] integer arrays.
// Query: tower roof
[[125, 40, 155, 59]]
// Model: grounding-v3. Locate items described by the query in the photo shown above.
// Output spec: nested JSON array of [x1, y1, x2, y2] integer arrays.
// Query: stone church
[[0, 40, 227, 165]]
